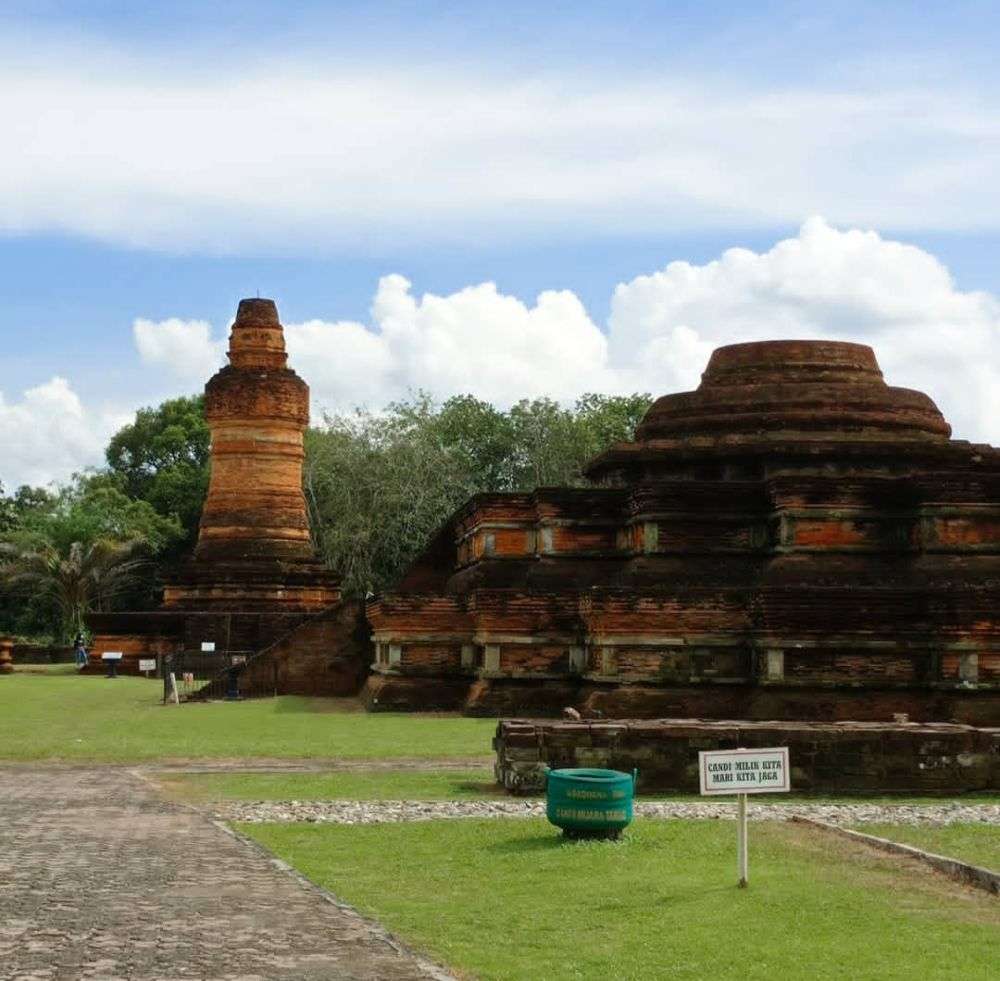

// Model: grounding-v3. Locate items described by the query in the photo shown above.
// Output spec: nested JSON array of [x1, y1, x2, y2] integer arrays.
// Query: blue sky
[[2, 2, 999, 487]]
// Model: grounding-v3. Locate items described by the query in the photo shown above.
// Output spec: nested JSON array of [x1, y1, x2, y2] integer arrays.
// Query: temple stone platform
[[494, 718, 1000, 795], [366, 340, 1000, 722]]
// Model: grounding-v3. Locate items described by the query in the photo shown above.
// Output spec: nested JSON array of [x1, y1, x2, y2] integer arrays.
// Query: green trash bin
[[545, 767, 636, 839]]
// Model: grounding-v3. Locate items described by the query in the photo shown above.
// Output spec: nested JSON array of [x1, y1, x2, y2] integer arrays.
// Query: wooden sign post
[[698, 747, 790, 888]]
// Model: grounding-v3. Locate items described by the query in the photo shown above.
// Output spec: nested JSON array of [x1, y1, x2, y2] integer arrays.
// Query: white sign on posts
[[138, 658, 156, 675], [200, 642, 216, 653], [698, 747, 790, 888]]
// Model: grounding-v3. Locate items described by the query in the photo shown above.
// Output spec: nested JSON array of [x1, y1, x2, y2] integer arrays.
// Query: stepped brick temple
[[88, 299, 363, 692], [364, 340, 1000, 725]]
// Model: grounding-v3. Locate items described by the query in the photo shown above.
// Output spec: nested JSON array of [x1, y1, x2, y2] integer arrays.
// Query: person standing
[[74, 632, 89, 670]]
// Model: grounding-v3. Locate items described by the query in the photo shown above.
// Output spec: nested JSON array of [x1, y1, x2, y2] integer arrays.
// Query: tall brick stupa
[[87, 300, 357, 690], [164, 298, 340, 611]]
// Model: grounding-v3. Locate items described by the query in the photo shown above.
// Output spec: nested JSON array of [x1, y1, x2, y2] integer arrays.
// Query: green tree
[[0, 537, 150, 641], [573, 392, 654, 462], [305, 400, 482, 597], [507, 397, 581, 487], [427, 395, 517, 489], [14, 474, 182, 557], [0, 482, 16, 533], [0, 475, 182, 639], [105, 395, 210, 545], [304, 390, 652, 595]]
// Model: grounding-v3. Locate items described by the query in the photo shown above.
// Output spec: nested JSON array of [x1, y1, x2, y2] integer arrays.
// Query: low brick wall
[[494, 718, 1000, 794], [12, 644, 75, 664]]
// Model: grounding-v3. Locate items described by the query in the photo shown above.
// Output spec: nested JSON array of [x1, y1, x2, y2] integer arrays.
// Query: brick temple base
[[494, 718, 1000, 794]]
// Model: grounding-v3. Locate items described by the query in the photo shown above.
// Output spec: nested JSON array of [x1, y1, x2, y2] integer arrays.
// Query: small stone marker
[[698, 747, 790, 888]]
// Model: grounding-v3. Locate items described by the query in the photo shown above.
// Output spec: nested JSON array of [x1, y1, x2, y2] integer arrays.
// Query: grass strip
[[241, 817, 1000, 981], [852, 822, 1000, 872], [0, 674, 493, 762]]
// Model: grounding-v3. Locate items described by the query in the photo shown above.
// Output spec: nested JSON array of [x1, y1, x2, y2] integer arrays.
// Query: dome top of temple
[[634, 339, 950, 443], [229, 297, 287, 369]]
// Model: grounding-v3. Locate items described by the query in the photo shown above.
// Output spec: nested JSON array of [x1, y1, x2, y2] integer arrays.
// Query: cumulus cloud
[[608, 217, 1000, 442], [133, 275, 614, 411], [133, 219, 1000, 445], [10, 219, 998, 488], [132, 318, 224, 383], [0, 378, 127, 489], [1, 45, 1000, 251]]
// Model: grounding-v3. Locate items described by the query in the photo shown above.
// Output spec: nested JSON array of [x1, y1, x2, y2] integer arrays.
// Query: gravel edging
[[218, 799, 1000, 827]]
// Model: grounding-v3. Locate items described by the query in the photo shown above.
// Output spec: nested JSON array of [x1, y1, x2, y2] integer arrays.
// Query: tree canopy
[[1, 387, 651, 638], [105, 395, 210, 546], [0, 537, 150, 642], [305, 391, 651, 596]]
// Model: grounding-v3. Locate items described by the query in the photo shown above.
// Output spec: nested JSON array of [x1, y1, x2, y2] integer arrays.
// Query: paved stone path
[[0, 767, 451, 981], [219, 798, 1000, 828]]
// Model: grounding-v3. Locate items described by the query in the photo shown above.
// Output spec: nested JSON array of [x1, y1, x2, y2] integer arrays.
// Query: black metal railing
[[161, 649, 278, 702], [160, 599, 345, 704]]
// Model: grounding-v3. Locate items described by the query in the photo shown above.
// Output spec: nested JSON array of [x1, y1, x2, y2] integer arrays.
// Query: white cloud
[[1, 46, 1000, 251], [355, 274, 610, 404], [132, 317, 224, 383], [12, 219, 1000, 488], [133, 274, 613, 410], [0, 377, 127, 489], [132, 218, 1000, 445], [607, 217, 1000, 443]]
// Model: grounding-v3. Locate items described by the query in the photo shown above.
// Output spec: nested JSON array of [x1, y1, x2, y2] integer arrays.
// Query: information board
[[698, 747, 790, 796], [138, 658, 156, 673]]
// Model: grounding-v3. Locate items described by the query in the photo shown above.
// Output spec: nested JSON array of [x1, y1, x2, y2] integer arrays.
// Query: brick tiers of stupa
[[363, 340, 1000, 723], [87, 300, 349, 684]]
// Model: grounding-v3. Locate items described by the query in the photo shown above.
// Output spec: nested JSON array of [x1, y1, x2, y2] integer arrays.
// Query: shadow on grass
[[486, 831, 642, 854], [269, 696, 468, 718], [486, 832, 580, 854], [270, 696, 366, 714]]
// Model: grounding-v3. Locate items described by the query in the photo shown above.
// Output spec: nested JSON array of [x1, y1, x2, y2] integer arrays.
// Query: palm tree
[[0, 538, 149, 640]]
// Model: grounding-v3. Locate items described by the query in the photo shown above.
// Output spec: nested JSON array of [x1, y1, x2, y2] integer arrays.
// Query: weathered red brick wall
[[500, 644, 568, 674], [12, 644, 75, 664], [399, 643, 461, 673], [364, 340, 1000, 722], [495, 719, 1000, 794]]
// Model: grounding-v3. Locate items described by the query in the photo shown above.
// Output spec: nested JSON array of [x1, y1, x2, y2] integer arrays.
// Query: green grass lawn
[[242, 817, 1000, 981], [12, 662, 78, 674], [0, 673, 494, 762], [159, 768, 1000, 807], [162, 768, 501, 802], [856, 823, 1000, 872]]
